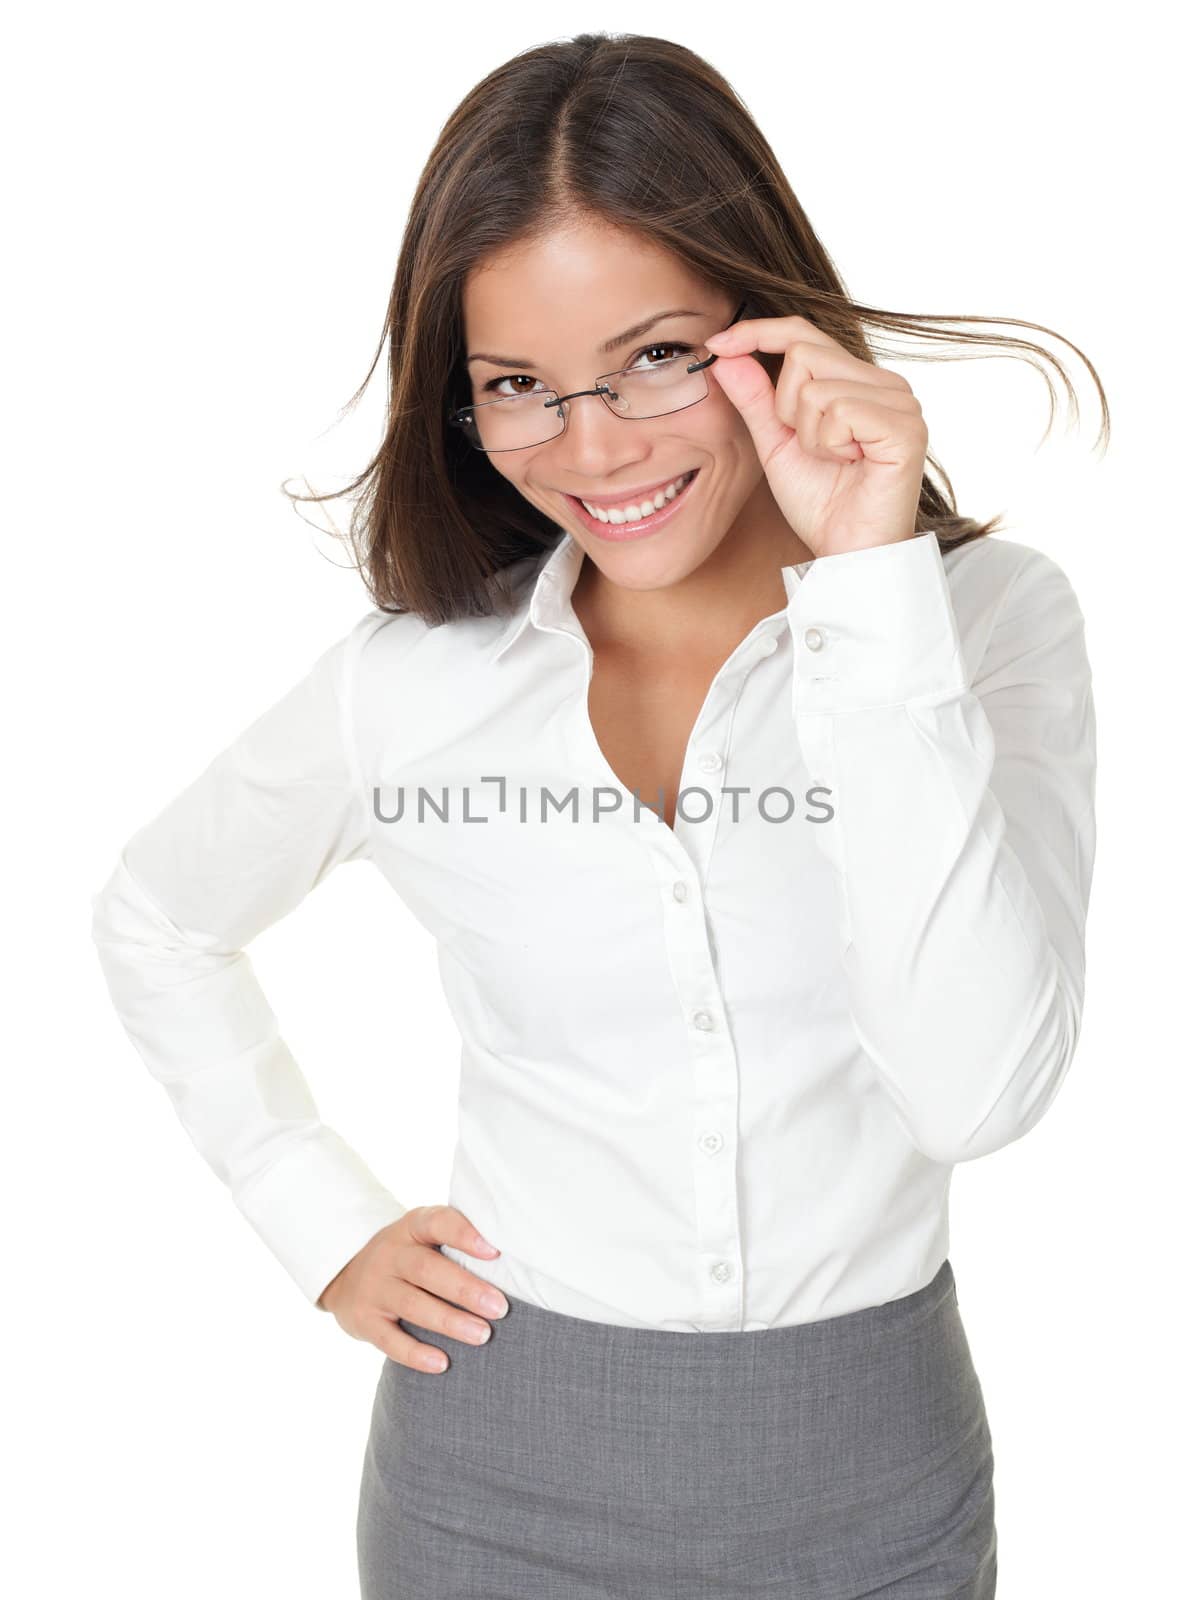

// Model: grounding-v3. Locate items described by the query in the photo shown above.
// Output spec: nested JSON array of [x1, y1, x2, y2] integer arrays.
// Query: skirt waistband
[[474, 1256, 958, 1362]]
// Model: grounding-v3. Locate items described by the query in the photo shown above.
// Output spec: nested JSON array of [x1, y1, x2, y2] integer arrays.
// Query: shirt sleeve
[[89, 611, 409, 1308], [784, 530, 1097, 1164]]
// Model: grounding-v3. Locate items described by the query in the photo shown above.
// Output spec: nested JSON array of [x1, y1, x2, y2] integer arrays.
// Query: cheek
[[682, 388, 741, 449], [690, 399, 752, 469]]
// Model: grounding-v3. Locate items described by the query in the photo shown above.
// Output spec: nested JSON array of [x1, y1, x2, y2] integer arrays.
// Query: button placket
[[649, 838, 743, 1329], [682, 625, 781, 806], [646, 642, 789, 1329], [678, 636, 774, 887]]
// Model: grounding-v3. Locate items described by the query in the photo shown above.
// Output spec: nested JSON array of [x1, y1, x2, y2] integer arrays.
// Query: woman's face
[[460, 217, 788, 596]]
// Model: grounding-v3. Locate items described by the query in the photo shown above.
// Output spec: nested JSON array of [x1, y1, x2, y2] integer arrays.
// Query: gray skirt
[[357, 1256, 997, 1598]]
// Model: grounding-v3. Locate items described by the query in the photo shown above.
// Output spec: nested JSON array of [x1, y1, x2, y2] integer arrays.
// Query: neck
[[572, 479, 811, 657]]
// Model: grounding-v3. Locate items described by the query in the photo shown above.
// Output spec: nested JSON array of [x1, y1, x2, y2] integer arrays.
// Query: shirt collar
[[485, 530, 586, 665], [486, 527, 817, 666]]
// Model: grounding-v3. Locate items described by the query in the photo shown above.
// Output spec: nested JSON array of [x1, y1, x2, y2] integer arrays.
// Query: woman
[[91, 31, 1103, 1600]]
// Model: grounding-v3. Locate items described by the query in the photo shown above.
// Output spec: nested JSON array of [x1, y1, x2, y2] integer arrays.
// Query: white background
[[5, 2, 1190, 1594]]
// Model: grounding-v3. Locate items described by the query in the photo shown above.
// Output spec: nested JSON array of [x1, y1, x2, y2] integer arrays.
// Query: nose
[[544, 390, 659, 479]]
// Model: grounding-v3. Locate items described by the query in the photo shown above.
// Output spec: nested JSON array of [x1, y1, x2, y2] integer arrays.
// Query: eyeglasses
[[448, 299, 750, 453]]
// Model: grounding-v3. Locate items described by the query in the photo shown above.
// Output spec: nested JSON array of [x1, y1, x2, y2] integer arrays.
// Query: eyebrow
[[465, 309, 709, 369]]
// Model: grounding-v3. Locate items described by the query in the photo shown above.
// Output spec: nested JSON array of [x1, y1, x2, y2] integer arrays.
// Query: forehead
[[461, 222, 707, 349]]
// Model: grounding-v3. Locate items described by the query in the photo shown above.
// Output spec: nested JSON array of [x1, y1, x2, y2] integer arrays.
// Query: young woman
[[91, 31, 1103, 1600]]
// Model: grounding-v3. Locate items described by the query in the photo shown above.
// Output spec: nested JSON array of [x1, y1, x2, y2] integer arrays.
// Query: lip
[[565, 472, 693, 509], [562, 469, 701, 542]]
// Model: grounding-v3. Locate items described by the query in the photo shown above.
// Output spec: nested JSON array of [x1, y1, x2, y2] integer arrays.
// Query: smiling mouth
[[561, 469, 701, 536]]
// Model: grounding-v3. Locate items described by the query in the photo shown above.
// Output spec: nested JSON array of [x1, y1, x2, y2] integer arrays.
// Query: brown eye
[[627, 341, 690, 368], [481, 372, 551, 398]]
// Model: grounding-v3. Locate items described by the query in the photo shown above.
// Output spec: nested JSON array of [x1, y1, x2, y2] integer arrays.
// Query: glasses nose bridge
[[541, 378, 628, 446], [550, 378, 618, 415]]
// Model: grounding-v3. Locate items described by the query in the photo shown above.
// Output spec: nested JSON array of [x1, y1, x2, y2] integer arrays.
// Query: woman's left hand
[[705, 314, 928, 559]]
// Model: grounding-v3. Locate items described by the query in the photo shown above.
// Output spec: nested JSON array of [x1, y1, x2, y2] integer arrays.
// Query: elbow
[[909, 976, 1084, 1165], [90, 852, 201, 999], [91, 850, 187, 960], [90, 852, 142, 941], [90, 866, 121, 947], [90, 860, 128, 964]]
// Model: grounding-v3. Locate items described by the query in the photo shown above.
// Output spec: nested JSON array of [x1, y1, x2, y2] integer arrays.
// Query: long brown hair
[[284, 31, 1109, 627]]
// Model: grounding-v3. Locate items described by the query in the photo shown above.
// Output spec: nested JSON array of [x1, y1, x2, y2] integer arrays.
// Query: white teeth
[[581, 471, 695, 524]]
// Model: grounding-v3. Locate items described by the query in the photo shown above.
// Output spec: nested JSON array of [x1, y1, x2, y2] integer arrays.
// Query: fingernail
[[475, 1235, 499, 1255], [484, 1292, 508, 1317]]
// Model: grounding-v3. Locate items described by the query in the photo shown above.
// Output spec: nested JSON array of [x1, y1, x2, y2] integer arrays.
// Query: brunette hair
[[284, 31, 1109, 627]]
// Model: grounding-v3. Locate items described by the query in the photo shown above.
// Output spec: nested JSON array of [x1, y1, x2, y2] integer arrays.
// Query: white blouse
[[90, 527, 1096, 1331]]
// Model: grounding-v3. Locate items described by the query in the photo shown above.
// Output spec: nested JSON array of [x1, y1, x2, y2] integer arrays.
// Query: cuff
[[780, 531, 969, 713], [234, 1128, 409, 1307]]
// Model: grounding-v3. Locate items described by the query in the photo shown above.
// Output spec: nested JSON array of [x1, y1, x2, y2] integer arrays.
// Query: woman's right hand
[[316, 1205, 509, 1372]]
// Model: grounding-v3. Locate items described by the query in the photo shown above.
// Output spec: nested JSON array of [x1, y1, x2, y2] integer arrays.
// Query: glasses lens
[[463, 353, 709, 451], [467, 391, 564, 452], [601, 352, 709, 422]]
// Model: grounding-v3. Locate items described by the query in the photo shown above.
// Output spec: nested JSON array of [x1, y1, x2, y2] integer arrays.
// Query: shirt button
[[698, 1131, 724, 1153], [696, 751, 723, 773], [803, 626, 825, 652], [757, 634, 779, 657], [692, 1010, 715, 1031], [672, 881, 688, 902], [710, 1261, 734, 1284]]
